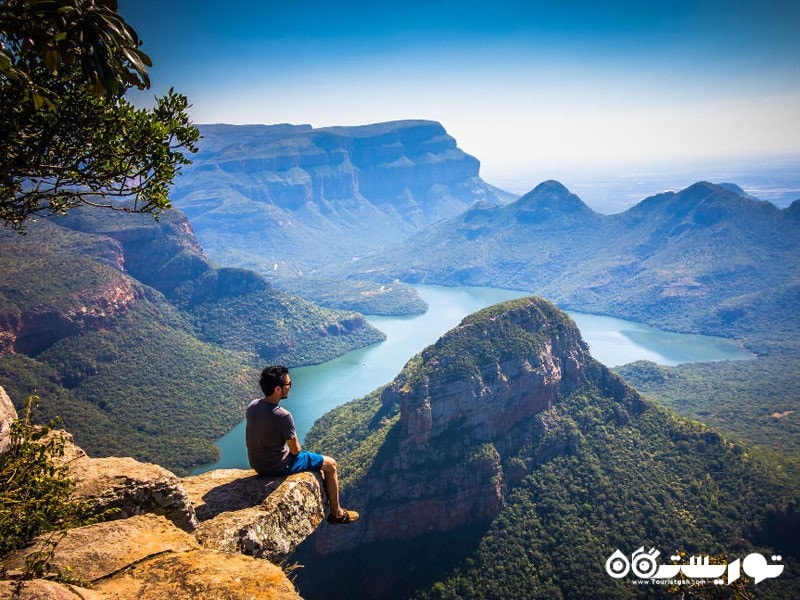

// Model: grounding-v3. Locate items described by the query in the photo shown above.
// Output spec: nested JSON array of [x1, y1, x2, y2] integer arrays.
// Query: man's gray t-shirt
[[245, 399, 296, 475]]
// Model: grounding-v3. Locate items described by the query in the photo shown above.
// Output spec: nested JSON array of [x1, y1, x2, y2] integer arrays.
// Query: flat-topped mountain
[[353, 180, 800, 354], [296, 297, 798, 599], [169, 120, 513, 277]]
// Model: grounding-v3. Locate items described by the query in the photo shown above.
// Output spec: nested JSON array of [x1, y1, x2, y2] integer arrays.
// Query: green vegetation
[[306, 388, 399, 489], [296, 298, 799, 599], [616, 357, 800, 472], [0, 0, 198, 229], [415, 390, 798, 599], [278, 278, 427, 316], [185, 286, 384, 366], [0, 0, 151, 103], [0, 245, 122, 311], [0, 397, 88, 578], [0, 303, 256, 474]]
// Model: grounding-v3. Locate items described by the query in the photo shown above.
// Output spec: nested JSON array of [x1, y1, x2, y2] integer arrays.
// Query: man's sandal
[[327, 509, 360, 525]]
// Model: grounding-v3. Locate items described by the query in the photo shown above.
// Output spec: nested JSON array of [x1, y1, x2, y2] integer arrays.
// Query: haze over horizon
[[120, 0, 800, 210]]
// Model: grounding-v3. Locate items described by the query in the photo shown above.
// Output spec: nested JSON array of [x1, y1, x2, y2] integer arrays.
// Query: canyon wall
[[170, 120, 514, 276]]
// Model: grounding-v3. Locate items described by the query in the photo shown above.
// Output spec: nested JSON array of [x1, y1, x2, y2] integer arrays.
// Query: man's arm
[[287, 437, 301, 455]]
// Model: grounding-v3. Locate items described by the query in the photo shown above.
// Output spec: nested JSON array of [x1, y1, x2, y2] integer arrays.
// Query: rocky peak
[[314, 297, 622, 555], [512, 179, 596, 224], [387, 297, 589, 452], [516, 179, 588, 211]]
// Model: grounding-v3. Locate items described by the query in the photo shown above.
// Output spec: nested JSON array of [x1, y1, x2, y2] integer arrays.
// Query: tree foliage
[[0, 0, 151, 103], [0, 0, 199, 229], [0, 396, 85, 575], [617, 358, 800, 469]]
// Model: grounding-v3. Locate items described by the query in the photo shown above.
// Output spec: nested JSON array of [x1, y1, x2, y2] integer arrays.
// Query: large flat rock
[[182, 469, 325, 562], [2, 514, 198, 581], [93, 548, 302, 599], [3, 514, 302, 599]]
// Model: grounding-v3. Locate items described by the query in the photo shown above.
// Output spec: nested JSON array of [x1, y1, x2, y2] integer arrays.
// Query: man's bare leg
[[321, 455, 359, 524], [321, 456, 341, 516]]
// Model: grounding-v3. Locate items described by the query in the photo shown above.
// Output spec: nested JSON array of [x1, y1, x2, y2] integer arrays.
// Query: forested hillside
[[617, 358, 800, 471], [351, 180, 800, 355], [0, 209, 383, 473]]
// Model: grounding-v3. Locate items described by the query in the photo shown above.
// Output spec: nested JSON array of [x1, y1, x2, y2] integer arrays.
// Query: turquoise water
[[193, 285, 752, 474]]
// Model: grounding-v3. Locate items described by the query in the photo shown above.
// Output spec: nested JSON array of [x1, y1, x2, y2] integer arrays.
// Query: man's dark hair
[[260, 365, 290, 396]]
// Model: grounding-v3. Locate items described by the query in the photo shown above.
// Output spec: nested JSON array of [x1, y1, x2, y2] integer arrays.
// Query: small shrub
[[0, 396, 84, 578]]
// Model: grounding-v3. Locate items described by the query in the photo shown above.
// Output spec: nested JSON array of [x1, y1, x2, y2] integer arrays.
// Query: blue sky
[[119, 0, 800, 196]]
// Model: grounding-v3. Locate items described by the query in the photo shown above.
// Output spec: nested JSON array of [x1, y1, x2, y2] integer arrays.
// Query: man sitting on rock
[[245, 365, 359, 525]]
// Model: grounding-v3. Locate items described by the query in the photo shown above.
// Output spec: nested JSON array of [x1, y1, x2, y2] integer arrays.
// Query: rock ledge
[[0, 388, 324, 599]]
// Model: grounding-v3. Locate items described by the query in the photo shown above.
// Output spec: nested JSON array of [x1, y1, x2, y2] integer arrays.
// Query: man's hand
[[287, 437, 301, 455]]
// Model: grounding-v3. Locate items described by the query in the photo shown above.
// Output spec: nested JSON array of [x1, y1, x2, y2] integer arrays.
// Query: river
[[193, 285, 752, 473]]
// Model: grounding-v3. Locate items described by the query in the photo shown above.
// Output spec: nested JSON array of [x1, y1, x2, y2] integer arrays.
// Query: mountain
[[294, 297, 798, 599], [351, 180, 800, 354], [169, 120, 514, 278], [0, 208, 383, 472]]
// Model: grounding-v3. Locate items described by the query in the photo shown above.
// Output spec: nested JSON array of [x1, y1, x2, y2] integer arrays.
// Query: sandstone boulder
[[93, 549, 302, 600], [3, 514, 301, 599], [182, 468, 325, 562], [47, 428, 87, 464], [2, 514, 198, 581], [68, 455, 198, 531], [0, 580, 103, 599]]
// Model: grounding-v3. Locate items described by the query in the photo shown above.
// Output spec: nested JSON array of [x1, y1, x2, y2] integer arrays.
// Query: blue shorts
[[285, 450, 324, 474]]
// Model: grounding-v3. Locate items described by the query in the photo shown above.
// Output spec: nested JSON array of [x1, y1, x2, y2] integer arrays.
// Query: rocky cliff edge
[[0, 387, 323, 599]]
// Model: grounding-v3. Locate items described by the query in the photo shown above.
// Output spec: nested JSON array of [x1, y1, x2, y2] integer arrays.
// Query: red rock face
[[0, 276, 141, 356], [360, 459, 503, 543], [398, 338, 587, 454], [401, 354, 561, 448], [314, 443, 504, 555]]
